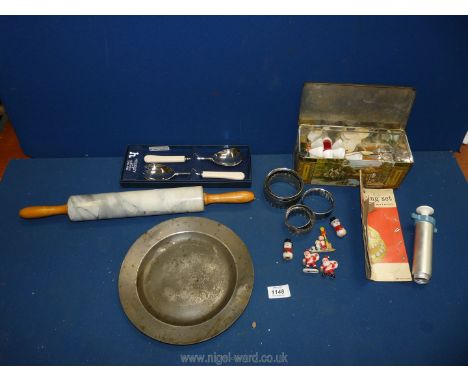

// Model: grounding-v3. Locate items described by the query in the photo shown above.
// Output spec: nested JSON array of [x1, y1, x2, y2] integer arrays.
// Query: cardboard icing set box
[[294, 82, 415, 188], [360, 173, 412, 282]]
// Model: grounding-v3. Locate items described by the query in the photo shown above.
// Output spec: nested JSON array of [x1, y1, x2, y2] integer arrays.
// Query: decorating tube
[[411, 205, 437, 284]]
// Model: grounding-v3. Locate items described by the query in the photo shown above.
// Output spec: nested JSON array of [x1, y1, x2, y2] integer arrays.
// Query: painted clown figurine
[[320, 256, 339, 278], [330, 217, 347, 238], [302, 250, 320, 274], [283, 239, 293, 260]]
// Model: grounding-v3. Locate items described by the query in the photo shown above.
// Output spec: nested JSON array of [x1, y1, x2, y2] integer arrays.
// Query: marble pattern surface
[[67, 186, 205, 221]]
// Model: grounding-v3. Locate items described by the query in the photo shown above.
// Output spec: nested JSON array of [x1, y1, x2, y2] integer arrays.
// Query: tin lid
[[299, 83, 415, 130]]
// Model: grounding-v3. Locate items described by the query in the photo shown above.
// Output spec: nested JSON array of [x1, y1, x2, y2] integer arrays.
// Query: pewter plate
[[118, 217, 254, 345]]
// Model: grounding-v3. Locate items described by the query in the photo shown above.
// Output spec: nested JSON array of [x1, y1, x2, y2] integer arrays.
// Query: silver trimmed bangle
[[263, 168, 304, 208], [300, 188, 335, 219], [284, 204, 316, 234]]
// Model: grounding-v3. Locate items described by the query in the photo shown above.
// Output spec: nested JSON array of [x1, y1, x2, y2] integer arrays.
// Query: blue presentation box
[[120, 144, 252, 188]]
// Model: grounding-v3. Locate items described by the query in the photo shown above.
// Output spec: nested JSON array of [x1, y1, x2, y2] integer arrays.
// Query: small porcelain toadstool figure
[[322, 137, 333, 158], [320, 256, 338, 278], [283, 239, 293, 260], [331, 138, 346, 159], [307, 131, 324, 158], [330, 217, 347, 238]]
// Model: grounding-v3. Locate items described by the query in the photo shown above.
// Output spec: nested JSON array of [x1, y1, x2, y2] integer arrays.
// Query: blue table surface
[[0, 152, 467, 365]]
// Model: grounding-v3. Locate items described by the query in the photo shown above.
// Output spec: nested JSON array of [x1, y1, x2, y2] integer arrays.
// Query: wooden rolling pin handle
[[203, 191, 255, 205], [19, 205, 68, 219]]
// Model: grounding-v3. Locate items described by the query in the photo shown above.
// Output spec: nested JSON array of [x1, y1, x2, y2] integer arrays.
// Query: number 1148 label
[[267, 284, 291, 299]]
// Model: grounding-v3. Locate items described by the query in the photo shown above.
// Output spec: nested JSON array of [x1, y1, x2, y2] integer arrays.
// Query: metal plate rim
[[118, 216, 254, 345]]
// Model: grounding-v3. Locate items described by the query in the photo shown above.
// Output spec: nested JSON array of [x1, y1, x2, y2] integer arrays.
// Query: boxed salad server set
[[120, 144, 252, 188]]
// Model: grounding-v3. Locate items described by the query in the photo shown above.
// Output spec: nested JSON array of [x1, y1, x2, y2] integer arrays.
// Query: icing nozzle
[[416, 205, 434, 216]]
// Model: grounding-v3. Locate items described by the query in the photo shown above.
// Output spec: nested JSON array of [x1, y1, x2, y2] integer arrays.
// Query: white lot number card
[[267, 284, 291, 299]]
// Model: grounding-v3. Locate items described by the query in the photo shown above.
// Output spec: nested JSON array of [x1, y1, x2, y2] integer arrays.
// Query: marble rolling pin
[[19, 186, 255, 221]]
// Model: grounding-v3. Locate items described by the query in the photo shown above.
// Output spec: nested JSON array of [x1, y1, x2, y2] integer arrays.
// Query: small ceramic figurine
[[310, 227, 335, 253], [322, 137, 333, 158], [314, 237, 324, 251], [330, 217, 347, 238], [318, 235, 327, 250], [307, 130, 322, 145], [331, 138, 346, 159], [341, 131, 370, 152], [302, 250, 320, 273], [319, 227, 333, 249], [283, 239, 293, 260], [320, 256, 338, 278], [308, 143, 323, 158], [307, 134, 347, 159]]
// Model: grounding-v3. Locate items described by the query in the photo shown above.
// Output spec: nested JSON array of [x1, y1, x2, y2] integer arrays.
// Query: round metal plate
[[118, 217, 254, 345]]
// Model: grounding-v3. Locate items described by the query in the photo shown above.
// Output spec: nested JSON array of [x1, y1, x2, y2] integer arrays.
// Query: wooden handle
[[19, 205, 68, 219], [144, 155, 187, 163], [203, 191, 255, 205]]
